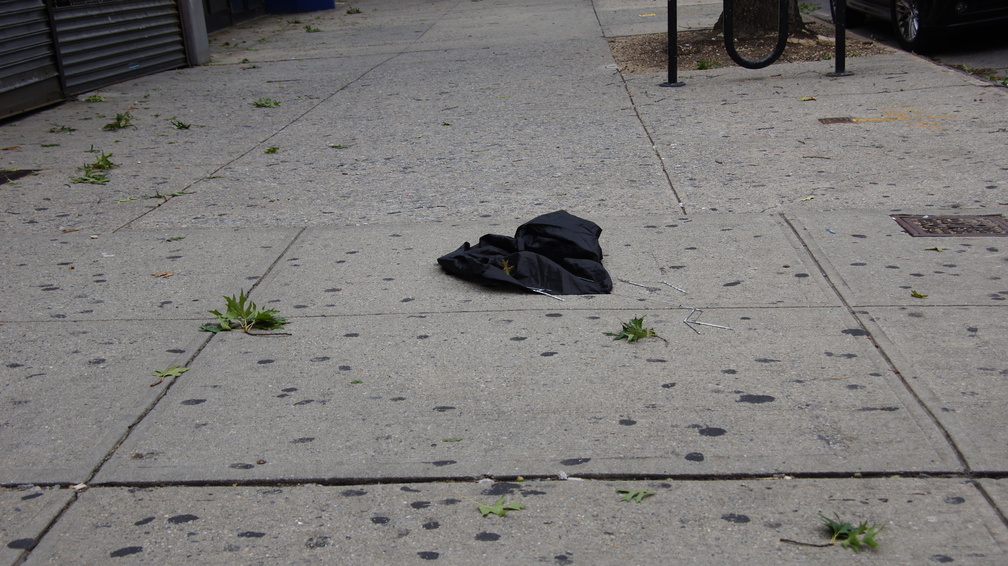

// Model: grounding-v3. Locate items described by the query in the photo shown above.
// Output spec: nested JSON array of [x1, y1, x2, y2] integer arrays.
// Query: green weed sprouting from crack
[[346, 6, 361, 14], [169, 118, 190, 129], [50, 125, 76, 134], [201, 289, 288, 334], [605, 316, 667, 344], [102, 112, 133, 131], [252, 98, 280, 108], [72, 151, 117, 184], [84, 94, 106, 103], [696, 59, 721, 70], [264, 146, 280, 154], [781, 513, 883, 551], [304, 24, 321, 32], [820, 513, 883, 551]]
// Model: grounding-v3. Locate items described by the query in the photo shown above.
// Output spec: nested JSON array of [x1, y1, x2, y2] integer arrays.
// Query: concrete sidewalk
[[2, 0, 1006, 563]]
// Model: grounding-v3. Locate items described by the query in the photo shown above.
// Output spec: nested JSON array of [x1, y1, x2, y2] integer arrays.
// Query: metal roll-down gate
[[660, 0, 852, 87]]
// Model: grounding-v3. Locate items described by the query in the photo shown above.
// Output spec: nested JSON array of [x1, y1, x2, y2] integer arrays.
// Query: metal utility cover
[[891, 215, 1008, 237]]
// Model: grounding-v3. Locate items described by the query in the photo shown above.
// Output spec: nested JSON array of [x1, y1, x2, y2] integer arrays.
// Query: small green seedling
[[820, 513, 883, 551], [924, 246, 947, 252], [50, 125, 76, 134], [102, 112, 133, 131], [696, 59, 721, 70], [84, 94, 106, 103], [911, 290, 928, 299], [153, 365, 188, 378], [475, 496, 525, 518], [202, 289, 287, 333], [72, 151, 117, 184], [253, 98, 280, 108], [346, 6, 361, 14], [90, 152, 116, 171], [617, 488, 655, 503], [150, 365, 188, 386], [605, 316, 666, 344], [169, 118, 190, 129], [166, 236, 185, 242], [304, 24, 321, 32], [264, 146, 279, 154], [72, 168, 109, 184]]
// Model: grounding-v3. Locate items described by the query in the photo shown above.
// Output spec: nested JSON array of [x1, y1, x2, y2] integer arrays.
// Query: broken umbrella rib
[[529, 288, 565, 301], [617, 278, 661, 292], [661, 281, 687, 293], [617, 278, 688, 294], [683, 307, 734, 333]]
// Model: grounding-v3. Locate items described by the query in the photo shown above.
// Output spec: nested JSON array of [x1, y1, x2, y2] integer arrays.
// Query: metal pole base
[[826, 71, 853, 77], [660, 81, 686, 87]]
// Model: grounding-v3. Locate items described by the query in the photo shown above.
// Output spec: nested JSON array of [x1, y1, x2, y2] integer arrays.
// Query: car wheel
[[891, 0, 930, 51], [829, 0, 867, 27]]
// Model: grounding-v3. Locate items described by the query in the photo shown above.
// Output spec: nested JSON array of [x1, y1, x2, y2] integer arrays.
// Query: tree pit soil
[[608, 19, 893, 74]]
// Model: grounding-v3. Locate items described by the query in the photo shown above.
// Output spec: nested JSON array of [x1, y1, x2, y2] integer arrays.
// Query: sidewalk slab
[[624, 54, 1008, 215], [789, 210, 1008, 306], [25, 479, 1008, 564], [0, 55, 390, 235], [0, 229, 299, 321], [94, 307, 956, 484], [0, 321, 205, 485], [859, 307, 1008, 473], [246, 214, 837, 319], [981, 479, 1008, 523], [131, 45, 669, 230], [0, 487, 72, 566]]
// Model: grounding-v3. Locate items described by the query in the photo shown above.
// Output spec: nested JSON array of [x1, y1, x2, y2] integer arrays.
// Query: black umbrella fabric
[[437, 210, 613, 295]]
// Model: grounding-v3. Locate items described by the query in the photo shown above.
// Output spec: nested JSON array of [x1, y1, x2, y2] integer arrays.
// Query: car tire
[[891, 0, 931, 51], [830, 0, 867, 27]]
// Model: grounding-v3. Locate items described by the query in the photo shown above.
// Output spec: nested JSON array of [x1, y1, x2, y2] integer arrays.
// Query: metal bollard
[[828, 0, 853, 76], [660, 0, 685, 87]]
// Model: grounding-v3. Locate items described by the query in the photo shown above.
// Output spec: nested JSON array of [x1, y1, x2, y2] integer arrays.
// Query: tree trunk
[[713, 0, 807, 38]]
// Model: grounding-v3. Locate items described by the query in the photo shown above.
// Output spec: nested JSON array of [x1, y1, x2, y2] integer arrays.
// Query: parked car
[[830, 0, 1008, 52]]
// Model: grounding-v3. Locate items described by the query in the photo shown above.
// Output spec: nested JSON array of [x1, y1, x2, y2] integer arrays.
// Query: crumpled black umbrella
[[437, 210, 613, 295]]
